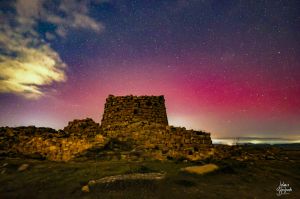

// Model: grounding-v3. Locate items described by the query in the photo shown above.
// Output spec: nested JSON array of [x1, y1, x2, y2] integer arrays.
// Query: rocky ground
[[0, 144, 299, 199]]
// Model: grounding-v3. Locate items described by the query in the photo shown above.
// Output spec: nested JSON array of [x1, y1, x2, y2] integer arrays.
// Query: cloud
[[0, 24, 66, 99], [0, 0, 105, 99], [16, 0, 39, 13], [72, 13, 103, 32], [15, 0, 105, 37]]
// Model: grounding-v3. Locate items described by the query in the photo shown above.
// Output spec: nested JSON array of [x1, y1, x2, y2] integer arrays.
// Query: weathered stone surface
[[63, 118, 102, 138], [100, 95, 213, 161], [101, 95, 168, 130], [81, 185, 90, 193], [0, 95, 213, 162], [88, 172, 165, 185], [13, 136, 99, 161], [181, 164, 219, 175], [0, 119, 107, 161], [18, 164, 29, 172]]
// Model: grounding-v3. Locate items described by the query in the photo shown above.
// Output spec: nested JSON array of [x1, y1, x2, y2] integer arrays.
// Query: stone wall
[[0, 119, 106, 161], [101, 95, 168, 130], [0, 95, 214, 162], [100, 95, 213, 161], [12, 134, 105, 161], [63, 118, 102, 137], [101, 120, 212, 161]]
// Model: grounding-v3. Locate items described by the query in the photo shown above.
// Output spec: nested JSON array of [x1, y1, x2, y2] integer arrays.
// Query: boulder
[[18, 164, 29, 172], [180, 164, 219, 175], [81, 185, 90, 193]]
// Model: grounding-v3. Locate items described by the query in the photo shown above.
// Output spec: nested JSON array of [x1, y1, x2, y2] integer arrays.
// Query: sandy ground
[[0, 144, 299, 199]]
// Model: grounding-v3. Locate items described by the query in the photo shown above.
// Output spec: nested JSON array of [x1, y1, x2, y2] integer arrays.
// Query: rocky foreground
[[1, 119, 299, 198], [0, 144, 299, 199]]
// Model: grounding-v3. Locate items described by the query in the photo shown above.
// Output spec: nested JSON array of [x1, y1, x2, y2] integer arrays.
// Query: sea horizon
[[212, 137, 300, 145]]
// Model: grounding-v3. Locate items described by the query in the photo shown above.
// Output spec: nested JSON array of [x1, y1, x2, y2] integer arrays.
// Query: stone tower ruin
[[0, 94, 213, 162], [100, 95, 213, 161], [101, 95, 168, 130]]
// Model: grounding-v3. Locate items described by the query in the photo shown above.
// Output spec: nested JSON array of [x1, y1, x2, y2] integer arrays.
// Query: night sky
[[0, 0, 299, 138]]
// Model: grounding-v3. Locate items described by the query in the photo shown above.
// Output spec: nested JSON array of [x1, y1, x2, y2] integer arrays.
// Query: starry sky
[[0, 0, 299, 138]]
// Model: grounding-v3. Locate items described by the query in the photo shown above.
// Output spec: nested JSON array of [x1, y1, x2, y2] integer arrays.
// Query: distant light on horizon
[[212, 138, 300, 145]]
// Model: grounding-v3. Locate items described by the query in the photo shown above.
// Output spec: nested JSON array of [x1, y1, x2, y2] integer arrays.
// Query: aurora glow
[[0, 0, 299, 138]]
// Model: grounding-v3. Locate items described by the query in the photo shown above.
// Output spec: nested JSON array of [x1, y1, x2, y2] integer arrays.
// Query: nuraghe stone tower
[[100, 95, 213, 161], [101, 95, 168, 130], [0, 95, 213, 162]]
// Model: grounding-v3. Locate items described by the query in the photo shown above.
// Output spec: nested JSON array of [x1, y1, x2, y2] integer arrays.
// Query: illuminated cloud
[[0, 0, 105, 99], [0, 25, 66, 99]]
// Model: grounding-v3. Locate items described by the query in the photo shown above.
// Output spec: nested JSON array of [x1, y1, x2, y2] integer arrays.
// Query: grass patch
[[124, 165, 158, 174], [1, 149, 298, 199], [174, 179, 197, 187], [216, 160, 248, 174]]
